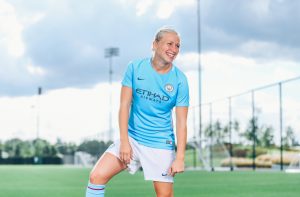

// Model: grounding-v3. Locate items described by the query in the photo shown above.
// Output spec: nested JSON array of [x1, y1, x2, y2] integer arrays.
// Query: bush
[[0, 156, 62, 165], [257, 153, 298, 166], [221, 157, 272, 168], [232, 146, 268, 158]]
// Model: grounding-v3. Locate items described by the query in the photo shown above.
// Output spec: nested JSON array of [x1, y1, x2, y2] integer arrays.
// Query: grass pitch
[[0, 165, 299, 197]]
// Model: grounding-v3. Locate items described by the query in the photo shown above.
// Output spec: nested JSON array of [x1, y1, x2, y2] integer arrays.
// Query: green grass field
[[0, 165, 300, 197]]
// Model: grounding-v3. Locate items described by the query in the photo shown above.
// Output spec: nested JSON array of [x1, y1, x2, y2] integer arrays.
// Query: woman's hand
[[168, 159, 185, 177], [119, 141, 132, 165]]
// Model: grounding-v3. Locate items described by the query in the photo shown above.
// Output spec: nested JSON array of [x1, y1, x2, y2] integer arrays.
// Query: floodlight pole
[[105, 47, 119, 142], [197, 0, 203, 149], [36, 86, 42, 139]]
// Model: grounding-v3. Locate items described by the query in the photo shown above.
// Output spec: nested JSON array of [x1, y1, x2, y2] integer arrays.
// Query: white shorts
[[106, 137, 175, 183]]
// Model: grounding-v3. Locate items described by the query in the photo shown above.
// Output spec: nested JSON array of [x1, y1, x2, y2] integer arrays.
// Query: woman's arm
[[118, 86, 133, 164], [169, 106, 188, 176]]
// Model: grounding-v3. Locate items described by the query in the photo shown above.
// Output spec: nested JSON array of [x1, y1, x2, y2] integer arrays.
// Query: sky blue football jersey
[[121, 58, 189, 150]]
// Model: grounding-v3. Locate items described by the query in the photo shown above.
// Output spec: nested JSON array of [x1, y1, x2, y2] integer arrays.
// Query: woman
[[86, 26, 189, 197]]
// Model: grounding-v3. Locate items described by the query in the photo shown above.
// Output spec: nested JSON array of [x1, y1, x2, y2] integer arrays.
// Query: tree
[[4, 138, 23, 157], [242, 117, 260, 145], [78, 140, 111, 157], [0, 141, 3, 157], [32, 139, 57, 157], [55, 138, 77, 155], [259, 126, 274, 147], [204, 124, 213, 138], [213, 120, 224, 139], [18, 140, 35, 157], [283, 126, 298, 149], [204, 120, 225, 139], [242, 117, 275, 147]]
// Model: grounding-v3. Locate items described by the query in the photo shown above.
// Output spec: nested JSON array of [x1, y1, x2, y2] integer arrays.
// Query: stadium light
[[36, 86, 42, 139], [104, 47, 119, 142]]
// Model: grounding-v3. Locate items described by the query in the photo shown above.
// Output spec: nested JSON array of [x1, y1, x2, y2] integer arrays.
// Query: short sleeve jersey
[[122, 58, 189, 150]]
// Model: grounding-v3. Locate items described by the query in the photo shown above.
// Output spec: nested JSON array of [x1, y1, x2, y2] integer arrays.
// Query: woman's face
[[153, 32, 180, 64]]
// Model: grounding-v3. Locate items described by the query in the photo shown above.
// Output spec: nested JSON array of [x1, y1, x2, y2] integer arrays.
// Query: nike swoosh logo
[[161, 173, 168, 176], [137, 77, 145, 80]]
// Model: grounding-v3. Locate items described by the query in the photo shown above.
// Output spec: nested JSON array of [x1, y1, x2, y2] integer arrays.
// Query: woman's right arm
[[118, 86, 133, 164]]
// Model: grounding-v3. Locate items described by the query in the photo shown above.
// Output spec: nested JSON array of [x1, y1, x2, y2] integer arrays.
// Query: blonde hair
[[154, 26, 180, 42]]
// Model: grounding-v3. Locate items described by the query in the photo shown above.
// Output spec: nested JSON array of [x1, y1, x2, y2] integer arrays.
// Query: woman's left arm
[[169, 106, 188, 176]]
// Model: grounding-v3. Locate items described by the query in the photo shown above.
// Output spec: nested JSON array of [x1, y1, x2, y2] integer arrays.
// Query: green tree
[[0, 141, 2, 157], [204, 124, 213, 138], [242, 117, 260, 145], [4, 138, 23, 157], [32, 139, 57, 157], [78, 140, 111, 157], [55, 138, 77, 155], [204, 120, 224, 139], [283, 126, 298, 149], [259, 126, 274, 147], [213, 120, 224, 139]]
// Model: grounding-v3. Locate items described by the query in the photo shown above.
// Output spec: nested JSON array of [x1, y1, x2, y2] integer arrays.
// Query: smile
[[166, 52, 176, 58]]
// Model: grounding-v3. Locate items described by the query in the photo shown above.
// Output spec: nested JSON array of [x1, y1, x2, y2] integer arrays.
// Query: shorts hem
[[144, 177, 174, 183], [106, 150, 119, 159]]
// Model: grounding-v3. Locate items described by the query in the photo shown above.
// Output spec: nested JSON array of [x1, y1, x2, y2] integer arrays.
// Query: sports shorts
[[106, 136, 175, 183]]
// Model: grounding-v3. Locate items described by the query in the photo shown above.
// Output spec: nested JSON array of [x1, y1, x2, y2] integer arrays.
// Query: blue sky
[[0, 0, 299, 143]]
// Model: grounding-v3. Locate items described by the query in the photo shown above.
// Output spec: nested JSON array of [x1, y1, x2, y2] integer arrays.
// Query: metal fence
[[187, 75, 300, 171]]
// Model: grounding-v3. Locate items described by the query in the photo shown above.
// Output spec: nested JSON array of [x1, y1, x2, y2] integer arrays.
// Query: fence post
[[192, 107, 197, 168], [228, 97, 233, 171], [209, 103, 214, 171], [251, 90, 256, 170], [279, 82, 283, 171]]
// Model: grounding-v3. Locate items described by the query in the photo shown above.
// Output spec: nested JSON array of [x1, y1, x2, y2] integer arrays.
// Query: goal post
[[186, 137, 234, 171]]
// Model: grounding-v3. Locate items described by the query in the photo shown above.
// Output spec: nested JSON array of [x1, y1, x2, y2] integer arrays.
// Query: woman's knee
[[89, 169, 109, 184], [88, 153, 126, 184]]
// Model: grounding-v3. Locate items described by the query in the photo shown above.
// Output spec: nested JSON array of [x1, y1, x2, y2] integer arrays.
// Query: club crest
[[165, 84, 174, 92]]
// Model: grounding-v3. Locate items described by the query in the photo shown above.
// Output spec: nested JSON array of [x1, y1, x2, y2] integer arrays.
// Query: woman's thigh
[[153, 181, 174, 197], [89, 152, 126, 184]]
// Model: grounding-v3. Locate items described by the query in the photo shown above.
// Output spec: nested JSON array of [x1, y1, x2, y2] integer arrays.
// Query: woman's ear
[[152, 41, 157, 51]]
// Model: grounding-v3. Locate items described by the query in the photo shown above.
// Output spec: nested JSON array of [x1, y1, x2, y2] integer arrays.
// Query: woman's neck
[[151, 58, 172, 74]]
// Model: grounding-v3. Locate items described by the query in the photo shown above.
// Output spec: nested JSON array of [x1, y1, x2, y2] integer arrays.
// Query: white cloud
[[130, 0, 194, 19], [203, 52, 257, 71], [272, 63, 299, 81], [0, 82, 122, 143], [0, 0, 47, 88], [175, 52, 198, 70], [177, 51, 300, 103], [26, 63, 46, 76], [136, 0, 153, 16], [0, 0, 24, 57], [156, 0, 194, 19], [21, 12, 46, 26], [236, 40, 300, 60], [156, 1, 175, 19], [249, 0, 271, 18]]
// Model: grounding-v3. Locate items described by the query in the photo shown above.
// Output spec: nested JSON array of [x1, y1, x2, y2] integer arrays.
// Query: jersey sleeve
[[121, 62, 134, 88], [176, 75, 190, 107]]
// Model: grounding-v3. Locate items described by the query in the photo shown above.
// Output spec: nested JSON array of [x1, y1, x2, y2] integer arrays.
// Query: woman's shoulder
[[130, 57, 150, 66], [128, 57, 150, 70], [172, 65, 188, 81]]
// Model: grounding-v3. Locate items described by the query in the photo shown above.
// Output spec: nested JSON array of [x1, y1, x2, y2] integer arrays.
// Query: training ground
[[0, 165, 299, 197]]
